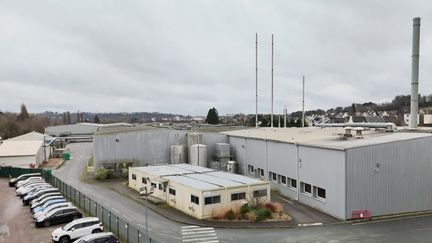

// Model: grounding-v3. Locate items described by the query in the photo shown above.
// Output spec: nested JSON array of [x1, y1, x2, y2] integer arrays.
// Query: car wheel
[[44, 221, 50, 227], [59, 236, 70, 243], [92, 229, 102, 233]]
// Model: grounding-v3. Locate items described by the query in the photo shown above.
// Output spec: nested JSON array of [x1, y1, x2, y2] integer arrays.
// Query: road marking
[[111, 208, 120, 214], [103, 201, 111, 207], [181, 225, 218, 243], [182, 227, 215, 232], [351, 214, 431, 225], [298, 223, 323, 227], [137, 223, 145, 228]]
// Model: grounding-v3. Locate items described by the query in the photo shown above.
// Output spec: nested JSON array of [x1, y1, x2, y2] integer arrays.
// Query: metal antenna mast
[[271, 34, 274, 128], [302, 75, 305, 128], [255, 33, 258, 128]]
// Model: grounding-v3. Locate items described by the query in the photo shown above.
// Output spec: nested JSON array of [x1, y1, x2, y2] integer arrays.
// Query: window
[[257, 168, 264, 177], [253, 189, 267, 198], [142, 177, 147, 184], [280, 175, 286, 184], [158, 183, 162, 190], [269, 171, 277, 181], [302, 182, 312, 195], [204, 195, 221, 205], [289, 178, 297, 189], [248, 165, 254, 173], [169, 188, 176, 196], [132, 174, 136, 180], [315, 187, 326, 200], [150, 182, 156, 188], [231, 192, 246, 201], [191, 195, 199, 205]]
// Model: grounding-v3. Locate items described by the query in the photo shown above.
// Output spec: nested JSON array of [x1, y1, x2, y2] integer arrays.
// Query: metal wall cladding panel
[[346, 136, 432, 218], [266, 141, 297, 180], [245, 139, 266, 176], [93, 130, 187, 167], [298, 146, 346, 219], [228, 137, 246, 175]]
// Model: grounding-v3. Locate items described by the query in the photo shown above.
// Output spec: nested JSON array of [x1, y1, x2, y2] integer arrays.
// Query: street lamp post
[[140, 177, 154, 243]]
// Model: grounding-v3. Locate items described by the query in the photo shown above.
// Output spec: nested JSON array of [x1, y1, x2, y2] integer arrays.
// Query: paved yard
[[0, 178, 65, 243]]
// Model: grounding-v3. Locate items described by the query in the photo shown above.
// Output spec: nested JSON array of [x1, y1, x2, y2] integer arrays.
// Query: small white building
[[0, 140, 45, 168], [129, 164, 270, 219]]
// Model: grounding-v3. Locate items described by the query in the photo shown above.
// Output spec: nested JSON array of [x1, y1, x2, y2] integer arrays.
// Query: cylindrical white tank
[[227, 161, 238, 174], [170, 145, 188, 164], [190, 144, 207, 167], [187, 132, 202, 148]]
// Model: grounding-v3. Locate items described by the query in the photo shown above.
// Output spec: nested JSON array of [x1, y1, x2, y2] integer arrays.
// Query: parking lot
[[0, 178, 64, 243]]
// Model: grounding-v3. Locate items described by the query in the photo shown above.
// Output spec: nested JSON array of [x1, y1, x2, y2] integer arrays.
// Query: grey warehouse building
[[224, 127, 432, 220], [93, 125, 432, 220]]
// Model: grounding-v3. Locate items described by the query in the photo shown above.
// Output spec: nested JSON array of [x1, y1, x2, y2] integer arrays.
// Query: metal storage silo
[[190, 144, 207, 167], [227, 161, 238, 174], [170, 145, 188, 164], [187, 132, 202, 163]]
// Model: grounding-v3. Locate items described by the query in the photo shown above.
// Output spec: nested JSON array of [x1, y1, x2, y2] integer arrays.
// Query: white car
[[16, 177, 44, 188], [16, 182, 49, 195], [51, 217, 103, 243], [31, 195, 65, 209], [31, 192, 62, 206], [33, 202, 72, 219]]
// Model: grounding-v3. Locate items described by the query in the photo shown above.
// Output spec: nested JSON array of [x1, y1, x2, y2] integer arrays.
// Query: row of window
[[189, 189, 267, 205], [269, 171, 297, 189], [301, 182, 326, 200]]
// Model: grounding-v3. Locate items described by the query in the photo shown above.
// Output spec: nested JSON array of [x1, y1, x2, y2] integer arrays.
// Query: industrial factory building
[[128, 163, 270, 219], [224, 127, 432, 220]]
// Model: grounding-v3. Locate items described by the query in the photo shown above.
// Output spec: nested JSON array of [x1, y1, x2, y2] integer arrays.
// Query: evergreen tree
[[94, 114, 100, 123], [206, 107, 219, 124], [18, 103, 29, 121]]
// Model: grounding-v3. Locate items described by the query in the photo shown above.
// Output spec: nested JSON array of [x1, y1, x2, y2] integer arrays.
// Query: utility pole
[[284, 106, 287, 127], [255, 33, 259, 128], [271, 34, 274, 128], [302, 75, 305, 128]]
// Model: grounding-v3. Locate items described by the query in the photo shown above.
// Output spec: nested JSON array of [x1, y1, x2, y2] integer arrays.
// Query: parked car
[[72, 232, 119, 243], [16, 182, 50, 196], [31, 195, 64, 210], [20, 184, 53, 199], [30, 192, 62, 206], [33, 202, 72, 219], [15, 177, 44, 188], [35, 206, 82, 227], [23, 188, 59, 205], [32, 199, 67, 213], [9, 173, 42, 187], [51, 217, 103, 243]]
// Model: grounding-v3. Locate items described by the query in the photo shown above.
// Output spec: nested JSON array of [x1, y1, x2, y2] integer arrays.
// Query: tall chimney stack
[[409, 17, 421, 129]]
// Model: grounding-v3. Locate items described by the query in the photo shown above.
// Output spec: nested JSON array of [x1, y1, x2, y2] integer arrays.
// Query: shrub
[[240, 204, 250, 217], [246, 211, 256, 222], [264, 203, 276, 212], [94, 167, 108, 180], [273, 202, 284, 214], [256, 208, 272, 221], [226, 209, 235, 220]]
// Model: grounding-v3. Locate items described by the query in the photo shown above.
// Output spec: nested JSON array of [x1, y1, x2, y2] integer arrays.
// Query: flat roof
[[164, 175, 221, 190], [169, 163, 213, 173], [132, 165, 195, 176], [0, 140, 43, 157], [184, 173, 244, 188], [206, 171, 266, 185], [223, 127, 432, 150]]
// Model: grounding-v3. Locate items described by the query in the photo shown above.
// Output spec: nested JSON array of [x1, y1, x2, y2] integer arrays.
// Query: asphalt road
[[54, 143, 432, 243]]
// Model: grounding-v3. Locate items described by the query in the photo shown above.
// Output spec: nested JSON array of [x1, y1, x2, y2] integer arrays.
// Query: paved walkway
[[105, 180, 338, 228]]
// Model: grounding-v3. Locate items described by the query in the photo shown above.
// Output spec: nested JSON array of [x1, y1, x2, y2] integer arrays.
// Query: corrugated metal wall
[[93, 130, 228, 167], [346, 136, 432, 218]]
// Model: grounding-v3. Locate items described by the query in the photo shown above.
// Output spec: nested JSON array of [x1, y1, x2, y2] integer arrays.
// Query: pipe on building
[[316, 122, 397, 132], [410, 17, 421, 129]]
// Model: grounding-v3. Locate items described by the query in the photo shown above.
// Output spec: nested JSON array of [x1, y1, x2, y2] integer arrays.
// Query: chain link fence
[[48, 175, 160, 243]]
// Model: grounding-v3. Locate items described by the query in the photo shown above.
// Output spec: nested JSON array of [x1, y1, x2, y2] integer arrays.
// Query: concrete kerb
[[54, 159, 67, 170], [106, 184, 432, 229]]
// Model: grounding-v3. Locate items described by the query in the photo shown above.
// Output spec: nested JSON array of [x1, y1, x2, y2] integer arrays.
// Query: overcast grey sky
[[1, 1, 431, 116]]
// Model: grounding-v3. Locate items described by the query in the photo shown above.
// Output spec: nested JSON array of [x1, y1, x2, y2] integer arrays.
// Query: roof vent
[[354, 127, 364, 139]]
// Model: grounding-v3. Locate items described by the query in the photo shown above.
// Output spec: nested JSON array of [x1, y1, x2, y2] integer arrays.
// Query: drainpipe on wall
[[295, 143, 300, 201]]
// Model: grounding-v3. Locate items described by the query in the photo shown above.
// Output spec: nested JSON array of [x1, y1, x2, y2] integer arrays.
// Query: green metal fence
[[49, 175, 160, 243], [0, 166, 49, 178]]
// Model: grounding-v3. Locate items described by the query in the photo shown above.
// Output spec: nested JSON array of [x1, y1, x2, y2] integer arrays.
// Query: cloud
[[0, 0, 431, 115]]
